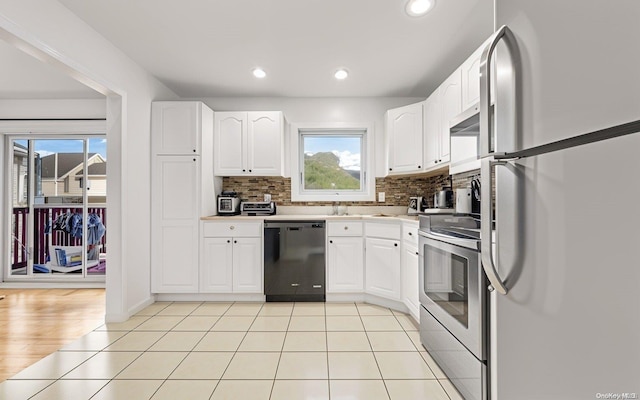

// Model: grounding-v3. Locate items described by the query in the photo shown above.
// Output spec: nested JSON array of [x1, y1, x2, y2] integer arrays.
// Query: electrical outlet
[[378, 192, 385, 202], [264, 194, 272, 202]]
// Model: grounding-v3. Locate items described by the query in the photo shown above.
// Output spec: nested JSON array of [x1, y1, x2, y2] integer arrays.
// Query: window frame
[[290, 122, 375, 202]]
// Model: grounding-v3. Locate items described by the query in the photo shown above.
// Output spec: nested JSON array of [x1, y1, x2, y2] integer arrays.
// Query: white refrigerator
[[481, 1, 640, 399]]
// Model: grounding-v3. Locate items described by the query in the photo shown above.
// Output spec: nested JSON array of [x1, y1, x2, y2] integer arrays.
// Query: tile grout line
[[51, 301, 180, 400], [264, 300, 291, 400], [207, 301, 257, 398], [392, 310, 455, 400], [358, 303, 392, 400], [145, 301, 215, 400]]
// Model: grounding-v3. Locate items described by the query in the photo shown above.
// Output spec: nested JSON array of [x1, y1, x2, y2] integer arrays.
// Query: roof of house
[[75, 162, 106, 176], [41, 153, 105, 178]]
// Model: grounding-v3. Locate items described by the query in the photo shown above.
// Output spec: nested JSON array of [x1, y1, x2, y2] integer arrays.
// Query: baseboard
[[0, 281, 105, 289], [155, 293, 266, 302], [127, 295, 156, 316]]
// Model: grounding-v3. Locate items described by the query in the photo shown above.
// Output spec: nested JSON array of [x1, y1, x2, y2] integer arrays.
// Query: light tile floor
[[0, 302, 464, 400]]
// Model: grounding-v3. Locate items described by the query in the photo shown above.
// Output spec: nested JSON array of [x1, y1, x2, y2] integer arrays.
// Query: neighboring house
[[12, 142, 29, 207], [40, 153, 107, 198]]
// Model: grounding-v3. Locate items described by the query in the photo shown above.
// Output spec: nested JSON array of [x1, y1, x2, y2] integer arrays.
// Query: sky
[[303, 136, 361, 171], [15, 138, 107, 159]]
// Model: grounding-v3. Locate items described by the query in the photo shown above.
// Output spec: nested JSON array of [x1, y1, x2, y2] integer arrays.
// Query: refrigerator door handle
[[479, 25, 519, 158], [480, 157, 509, 295]]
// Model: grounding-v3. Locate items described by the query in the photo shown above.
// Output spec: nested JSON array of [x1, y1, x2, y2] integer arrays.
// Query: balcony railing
[[11, 205, 107, 271]]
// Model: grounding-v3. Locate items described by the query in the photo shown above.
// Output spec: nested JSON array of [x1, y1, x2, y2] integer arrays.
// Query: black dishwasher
[[264, 221, 326, 302]]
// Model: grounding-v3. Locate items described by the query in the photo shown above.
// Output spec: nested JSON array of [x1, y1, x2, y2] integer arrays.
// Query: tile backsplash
[[222, 169, 481, 208], [223, 174, 443, 207]]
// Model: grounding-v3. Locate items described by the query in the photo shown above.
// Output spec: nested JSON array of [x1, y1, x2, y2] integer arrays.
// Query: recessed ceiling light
[[252, 68, 266, 78], [405, 0, 435, 17], [334, 69, 349, 80]]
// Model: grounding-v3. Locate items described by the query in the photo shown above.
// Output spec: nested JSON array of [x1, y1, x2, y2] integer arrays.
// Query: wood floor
[[0, 288, 105, 382]]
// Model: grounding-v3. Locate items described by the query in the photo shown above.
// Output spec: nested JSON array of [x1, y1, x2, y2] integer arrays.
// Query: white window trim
[[290, 122, 375, 202]]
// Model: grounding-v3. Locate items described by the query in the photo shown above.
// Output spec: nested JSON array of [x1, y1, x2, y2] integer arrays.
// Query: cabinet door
[[402, 245, 420, 321], [214, 112, 247, 175], [423, 95, 441, 167], [200, 238, 233, 292], [438, 70, 462, 163], [151, 156, 200, 293], [387, 102, 423, 174], [365, 238, 401, 300], [327, 236, 364, 293], [232, 237, 262, 293], [248, 112, 283, 176], [461, 52, 482, 111], [152, 102, 200, 155]]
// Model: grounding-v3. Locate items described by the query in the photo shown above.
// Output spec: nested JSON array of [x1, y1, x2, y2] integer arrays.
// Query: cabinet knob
[[408, 232, 412, 236], [389, 168, 392, 171], [230, 226, 235, 230], [249, 169, 252, 173], [193, 158, 196, 162], [227, 240, 231, 243], [415, 251, 419, 255], [344, 226, 348, 230], [418, 165, 421, 169], [329, 240, 333, 244], [434, 160, 437, 164], [193, 149, 196, 153], [234, 240, 237, 244], [242, 169, 246, 172], [394, 243, 398, 247]]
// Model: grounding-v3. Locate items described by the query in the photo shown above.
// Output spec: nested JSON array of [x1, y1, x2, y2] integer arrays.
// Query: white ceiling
[[0, 40, 103, 99], [54, 0, 494, 98]]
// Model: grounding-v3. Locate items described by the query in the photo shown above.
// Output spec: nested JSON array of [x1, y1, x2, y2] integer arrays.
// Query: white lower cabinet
[[327, 236, 364, 292], [365, 237, 401, 301], [402, 244, 420, 321], [201, 238, 233, 292], [232, 237, 262, 293], [200, 222, 262, 293]]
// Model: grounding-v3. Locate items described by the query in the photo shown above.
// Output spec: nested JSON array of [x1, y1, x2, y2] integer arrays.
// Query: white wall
[[0, 99, 106, 119], [0, 1, 178, 321], [200, 97, 424, 177]]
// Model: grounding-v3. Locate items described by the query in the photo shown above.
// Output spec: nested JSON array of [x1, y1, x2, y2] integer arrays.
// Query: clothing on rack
[[46, 212, 106, 244]]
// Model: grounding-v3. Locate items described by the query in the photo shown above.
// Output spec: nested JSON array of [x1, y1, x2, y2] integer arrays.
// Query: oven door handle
[[480, 158, 509, 295]]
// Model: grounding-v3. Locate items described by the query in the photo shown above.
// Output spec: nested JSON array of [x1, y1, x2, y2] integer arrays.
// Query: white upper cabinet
[[214, 112, 246, 175], [437, 69, 462, 164], [247, 112, 284, 175], [152, 101, 201, 156], [461, 48, 482, 111], [214, 111, 284, 176], [386, 102, 424, 175], [461, 38, 494, 111], [423, 94, 441, 168]]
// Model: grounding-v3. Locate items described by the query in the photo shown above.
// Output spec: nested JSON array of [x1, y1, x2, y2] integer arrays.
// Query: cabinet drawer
[[365, 222, 401, 240], [327, 221, 363, 237], [403, 222, 419, 247], [203, 221, 262, 237]]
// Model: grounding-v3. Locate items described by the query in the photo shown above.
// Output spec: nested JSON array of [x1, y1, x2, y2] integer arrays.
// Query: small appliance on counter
[[241, 201, 277, 216], [470, 178, 481, 214], [455, 188, 472, 214], [434, 187, 454, 209], [217, 191, 241, 215], [408, 196, 427, 215]]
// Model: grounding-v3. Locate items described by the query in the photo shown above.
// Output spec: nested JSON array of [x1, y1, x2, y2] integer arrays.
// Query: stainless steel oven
[[418, 214, 487, 400]]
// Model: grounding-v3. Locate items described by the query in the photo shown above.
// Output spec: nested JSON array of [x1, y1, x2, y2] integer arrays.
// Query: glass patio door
[[8, 137, 107, 280]]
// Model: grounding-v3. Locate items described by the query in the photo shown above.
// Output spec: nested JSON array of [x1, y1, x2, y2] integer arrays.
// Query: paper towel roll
[[456, 188, 472, 213]]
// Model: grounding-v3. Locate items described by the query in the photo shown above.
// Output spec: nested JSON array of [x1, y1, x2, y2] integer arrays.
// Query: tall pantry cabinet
[[151, 101, 220, 293]]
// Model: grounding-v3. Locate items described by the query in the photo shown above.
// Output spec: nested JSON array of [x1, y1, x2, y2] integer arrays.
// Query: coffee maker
[[408, 196, 426, 215], [470, 178, 481, 214]]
